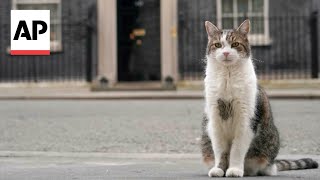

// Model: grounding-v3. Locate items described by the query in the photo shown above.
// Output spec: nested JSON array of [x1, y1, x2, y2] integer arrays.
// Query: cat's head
[[205, 20, 251, 66]]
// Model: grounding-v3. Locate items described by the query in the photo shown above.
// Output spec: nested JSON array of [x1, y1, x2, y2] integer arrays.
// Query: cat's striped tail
[[275, 158, 318, 171]]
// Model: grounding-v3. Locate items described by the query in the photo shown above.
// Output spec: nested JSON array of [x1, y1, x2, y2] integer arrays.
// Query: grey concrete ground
[[0, 154, 319, 180], [0, 99, 319, 179], [0, 99, 319, 154]]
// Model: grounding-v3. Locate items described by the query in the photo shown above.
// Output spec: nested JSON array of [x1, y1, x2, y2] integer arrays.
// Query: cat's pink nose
[[223, 52, 230, 57]]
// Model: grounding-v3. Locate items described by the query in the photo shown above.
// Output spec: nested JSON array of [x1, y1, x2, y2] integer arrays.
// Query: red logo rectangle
[[10, 50, 50, 55]]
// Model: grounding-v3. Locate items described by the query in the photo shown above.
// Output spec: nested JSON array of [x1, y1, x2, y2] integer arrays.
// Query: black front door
[[117, 0, 161, 81]]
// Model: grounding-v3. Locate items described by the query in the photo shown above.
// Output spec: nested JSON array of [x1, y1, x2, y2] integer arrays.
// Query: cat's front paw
[[226, 167, 244, 177], [208, 167, 224, 177]]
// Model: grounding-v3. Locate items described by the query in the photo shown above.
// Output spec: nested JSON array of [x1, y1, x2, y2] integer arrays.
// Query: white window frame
[[217, 0, 271, 46], [12, 0, 62, 52]]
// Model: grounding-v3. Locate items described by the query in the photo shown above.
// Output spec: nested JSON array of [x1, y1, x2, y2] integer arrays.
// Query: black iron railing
[[178, 0, 319, 81]]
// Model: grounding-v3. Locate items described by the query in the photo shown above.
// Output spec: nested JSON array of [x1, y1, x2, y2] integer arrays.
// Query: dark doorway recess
[[117, 0, 161, 81]]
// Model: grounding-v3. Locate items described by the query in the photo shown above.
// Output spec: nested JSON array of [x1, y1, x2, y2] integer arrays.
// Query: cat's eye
[[231, 42, 239, 48], [214, 43, 222, 48]]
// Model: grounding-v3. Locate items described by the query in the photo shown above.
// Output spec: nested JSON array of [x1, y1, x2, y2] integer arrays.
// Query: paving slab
[[0, 153, 319, 180], [0, 99, 319, 154]]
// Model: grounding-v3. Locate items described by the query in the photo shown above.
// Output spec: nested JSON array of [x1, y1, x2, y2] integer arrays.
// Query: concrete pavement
[[0, 99, 319, 154], [0, 99, 319, 179], [0, 153, 319, 180]]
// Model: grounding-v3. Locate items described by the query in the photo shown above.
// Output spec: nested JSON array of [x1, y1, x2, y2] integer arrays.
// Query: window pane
[[17, 3, 60, 42], [222, 17, 233, 29], [252, 0, 263, 13], [251, 17, 264, 34], [50, 24, 61, 41], [222, 0, 233, 14], [17, 4, 59, 22], [237, 0, 248, 14]]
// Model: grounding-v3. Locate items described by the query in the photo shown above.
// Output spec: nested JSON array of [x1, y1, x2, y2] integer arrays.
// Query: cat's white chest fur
[[203, 19, 276, 177], [204, 57, 258, 177], [204, 56, 257, 140]]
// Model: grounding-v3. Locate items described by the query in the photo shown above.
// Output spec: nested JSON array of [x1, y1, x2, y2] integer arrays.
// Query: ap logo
[[11, 10, 50, 55]]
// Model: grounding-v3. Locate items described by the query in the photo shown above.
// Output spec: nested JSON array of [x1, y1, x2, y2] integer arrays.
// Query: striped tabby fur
[[275, 159, 318, 171], [201, 19, 318, 177]]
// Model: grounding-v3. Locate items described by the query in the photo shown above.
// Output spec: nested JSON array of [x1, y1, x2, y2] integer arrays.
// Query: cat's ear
[[205, 21, 220, 38], [237, 19, 250, 35]]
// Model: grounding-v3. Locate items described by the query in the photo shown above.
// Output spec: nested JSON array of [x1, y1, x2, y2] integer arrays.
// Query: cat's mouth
[[222, 58, 232, 62], [221, 58, 235, 65]]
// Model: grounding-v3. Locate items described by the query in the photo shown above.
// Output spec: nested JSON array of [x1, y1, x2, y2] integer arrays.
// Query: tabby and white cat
[[201, 19, 318, 177]]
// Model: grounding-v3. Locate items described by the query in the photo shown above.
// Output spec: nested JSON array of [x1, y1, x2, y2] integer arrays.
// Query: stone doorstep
[[91, 81, 176, 91]]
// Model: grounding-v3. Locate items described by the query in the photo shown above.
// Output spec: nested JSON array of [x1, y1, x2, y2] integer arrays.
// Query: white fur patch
[[208, 167, 224, 177], [226, 167, 244, 177], [262, 164, 277, 176], [204, 45, 257, 176], [221, 32, 228, 47]]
